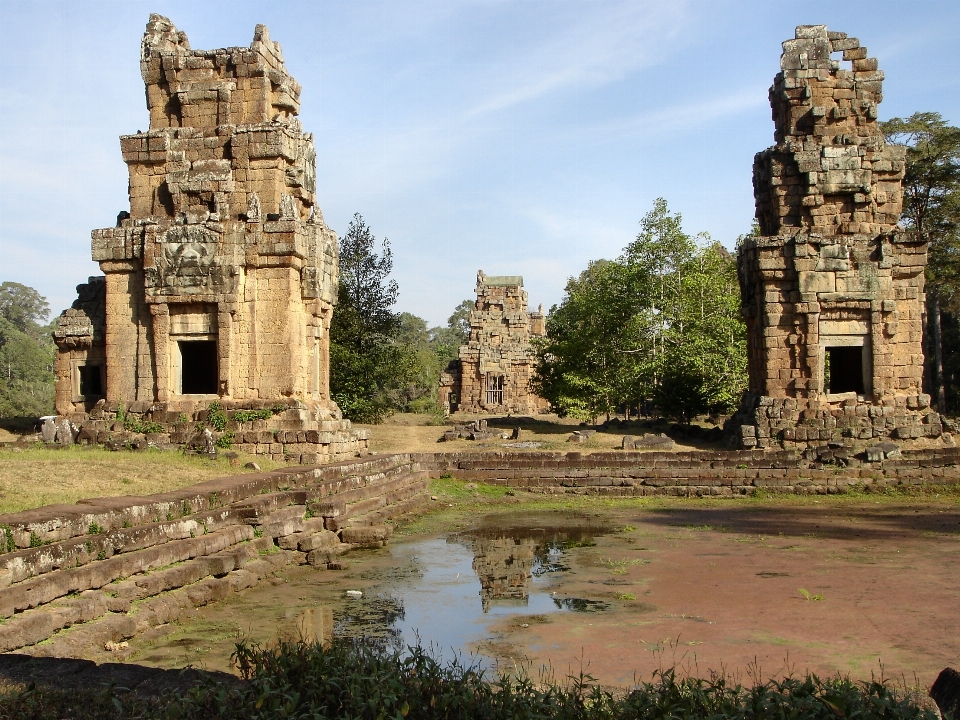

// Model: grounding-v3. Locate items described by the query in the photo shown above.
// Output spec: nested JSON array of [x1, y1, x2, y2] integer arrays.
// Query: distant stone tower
[[733, 25, 941, 450], [53, 15, 367, 462], [439, 272, 549, 415]]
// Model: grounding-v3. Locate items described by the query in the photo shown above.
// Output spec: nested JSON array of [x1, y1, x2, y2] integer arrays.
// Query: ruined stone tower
[[733, 25, 941, 450], [439, 272, 549, 415], [53, 15, 367, 461]]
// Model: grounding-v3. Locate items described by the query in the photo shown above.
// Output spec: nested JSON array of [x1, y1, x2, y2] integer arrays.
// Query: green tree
[[428, 299, 473, 369], [0, 283, 55, 418], [882, 113, 960, 412], [0, 282, 50, 335], [533, 199, 747, 424], [396, 312, 445, 412], [532, 259, 644, 421], [330, 215, 415, 423]]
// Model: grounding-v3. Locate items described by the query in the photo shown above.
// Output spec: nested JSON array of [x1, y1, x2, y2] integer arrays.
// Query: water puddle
[[130, 511, 616, 669], [336, 513, 615, 659]]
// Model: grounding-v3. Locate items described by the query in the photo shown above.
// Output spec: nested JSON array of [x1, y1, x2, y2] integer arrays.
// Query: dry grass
[[0, 445, 280, 516], [0, 413, 717, 516], [356, 412, 712, 455]]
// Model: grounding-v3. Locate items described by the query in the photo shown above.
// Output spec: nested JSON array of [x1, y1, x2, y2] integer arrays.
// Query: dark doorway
[[78, 365, 103, 397], [825, 346, 864, 394], [179, 341, 218, 394]]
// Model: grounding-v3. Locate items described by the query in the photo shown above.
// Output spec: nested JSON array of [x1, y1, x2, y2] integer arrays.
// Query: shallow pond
[[129, 511, 616, 672]]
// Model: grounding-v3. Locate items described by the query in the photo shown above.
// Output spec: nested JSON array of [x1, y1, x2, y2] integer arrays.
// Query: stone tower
[[733, 25, 941, 449], [439, 271, 549, 415], [53, 15, 367, 461]]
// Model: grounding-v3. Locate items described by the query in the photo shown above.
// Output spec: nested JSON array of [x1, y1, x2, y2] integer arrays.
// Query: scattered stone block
[[635, 433, 676, 450], [931, 667, 960, 720]]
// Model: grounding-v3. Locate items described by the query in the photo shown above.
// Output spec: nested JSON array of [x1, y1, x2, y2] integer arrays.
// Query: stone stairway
[[0, 454, 431, 657]]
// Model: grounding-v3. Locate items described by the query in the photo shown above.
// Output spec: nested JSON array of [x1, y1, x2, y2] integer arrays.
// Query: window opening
[[78, 365, 103, 397], [825, 346, 864, 394], [486, 375, 504, 405], [179, 340, 218, 394]]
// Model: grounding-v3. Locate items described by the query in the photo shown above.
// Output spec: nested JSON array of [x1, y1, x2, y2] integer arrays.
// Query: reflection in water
[[295, 607, 334, 646], [552, 598, 609, 612], [323, 515, 615, 661], [472, 537, 535, 611], [334, 594, 406, 652], [464, 518, 608, 613]]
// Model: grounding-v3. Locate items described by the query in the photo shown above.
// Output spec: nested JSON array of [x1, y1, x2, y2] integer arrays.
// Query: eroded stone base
[[727, 392, 945, 451]]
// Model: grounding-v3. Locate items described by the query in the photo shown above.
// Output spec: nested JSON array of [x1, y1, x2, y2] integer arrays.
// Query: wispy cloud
[[464, 1, 688, 119], [597, 87, 768, 139]]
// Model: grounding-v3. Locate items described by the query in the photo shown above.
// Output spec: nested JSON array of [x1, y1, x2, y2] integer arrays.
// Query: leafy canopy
[[533, 198, 747, 423]]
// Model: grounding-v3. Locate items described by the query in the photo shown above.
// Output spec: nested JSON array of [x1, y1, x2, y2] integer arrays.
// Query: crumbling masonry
[[53, 15, 367, 462], [732, 25, 943, 450], [439, 272, 549, 415]]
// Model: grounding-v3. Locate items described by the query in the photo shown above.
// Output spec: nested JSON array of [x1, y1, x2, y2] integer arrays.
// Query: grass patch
[[0, 445, 281, 515], [0, 638, 939, 719]]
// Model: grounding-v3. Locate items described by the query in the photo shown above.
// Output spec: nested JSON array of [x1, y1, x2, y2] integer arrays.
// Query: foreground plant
[[0, 638, 941, 719]]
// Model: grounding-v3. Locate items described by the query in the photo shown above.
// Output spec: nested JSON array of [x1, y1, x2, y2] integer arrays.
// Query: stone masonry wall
[[441, 271, 549, 415], [52, 15, 364, 460], [732, 25, 939, 451]]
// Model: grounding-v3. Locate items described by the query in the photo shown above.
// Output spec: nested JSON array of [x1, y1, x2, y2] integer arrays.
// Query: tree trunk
[[932, 290, 947, 413]]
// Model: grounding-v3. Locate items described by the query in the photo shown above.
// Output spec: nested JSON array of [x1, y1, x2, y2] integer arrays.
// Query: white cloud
[[464, 1, 689, 119]]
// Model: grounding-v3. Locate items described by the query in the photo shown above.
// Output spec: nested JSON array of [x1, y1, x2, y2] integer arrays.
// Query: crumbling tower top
[[754, 25, 905, 238], [140, 14, 302, 130]]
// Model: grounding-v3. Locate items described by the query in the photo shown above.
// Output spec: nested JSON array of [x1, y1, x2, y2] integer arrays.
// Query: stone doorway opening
[[78, 365, 103, 398], [825, 345, 865, 395], [178, 340, 218, 395]]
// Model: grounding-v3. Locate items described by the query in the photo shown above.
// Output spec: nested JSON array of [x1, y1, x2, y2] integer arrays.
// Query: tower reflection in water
[[466, 520, 606, 613]]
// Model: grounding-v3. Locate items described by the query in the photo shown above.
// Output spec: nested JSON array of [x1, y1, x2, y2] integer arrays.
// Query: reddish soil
[[480, 501, 960, 688]]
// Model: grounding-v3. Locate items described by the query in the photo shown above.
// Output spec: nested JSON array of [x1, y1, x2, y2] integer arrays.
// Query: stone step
[[347, 489, 432, 527], [322, 475, 428, 531], [0, 524, 254, 618]]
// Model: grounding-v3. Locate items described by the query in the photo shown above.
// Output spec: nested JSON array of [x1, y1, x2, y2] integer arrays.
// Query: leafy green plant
[[215, 431, 235, 449], [88, 522, 104, 535], [206, 401, 229, 432], [177, 413, 189, 423], [232, 408, 274, 423], [0, 525, 15, 553], [0, 639, 940, 719], [799, 587, 824, 601], [28, 531, 42, 548]]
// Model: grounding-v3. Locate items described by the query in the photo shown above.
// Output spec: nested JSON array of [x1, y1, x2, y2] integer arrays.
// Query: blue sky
[[1, 1, 958, 326]]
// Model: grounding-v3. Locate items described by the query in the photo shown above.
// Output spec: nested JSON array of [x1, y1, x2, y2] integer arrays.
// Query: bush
[[0, 639, 939, 719]]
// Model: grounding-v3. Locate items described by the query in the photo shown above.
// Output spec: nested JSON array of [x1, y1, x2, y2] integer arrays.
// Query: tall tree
[[882, 113, 960, 412], [0, 282, 50, 335], [0, 283, 55, 417], [329, 215, 413, 422], [428, 299, 473, 368], [533, 199, 746, 424]]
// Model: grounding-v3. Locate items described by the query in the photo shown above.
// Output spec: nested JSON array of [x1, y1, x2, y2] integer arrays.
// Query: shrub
[[0, 640, 939, 719]]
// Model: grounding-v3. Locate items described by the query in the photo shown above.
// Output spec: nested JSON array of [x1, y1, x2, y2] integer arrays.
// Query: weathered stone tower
[[439, 271, 549, 415], [53, 15, 367, 461], [733, 25, 941, 450]]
